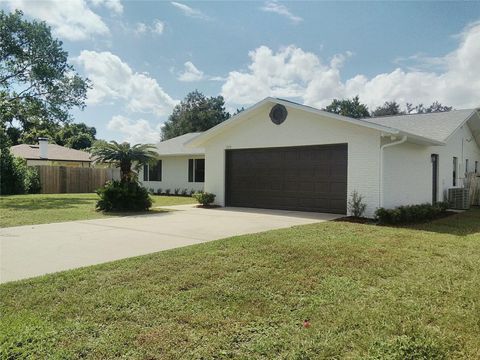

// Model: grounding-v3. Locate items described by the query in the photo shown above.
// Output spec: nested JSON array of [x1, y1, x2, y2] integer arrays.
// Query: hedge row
[[375, 202, 449, 225]]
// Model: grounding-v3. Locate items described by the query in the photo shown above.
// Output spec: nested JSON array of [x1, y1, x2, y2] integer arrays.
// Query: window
[[476, 161, 478, 174], [188, 159, 205, 182], [143, 160, 162, 181], [453, 157, 458, 186], [465, 159, 469, 174]]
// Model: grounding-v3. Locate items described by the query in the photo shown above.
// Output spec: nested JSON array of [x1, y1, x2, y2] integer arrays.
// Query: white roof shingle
[[365, 109, 478, 143], [156, 132, 204, 156]]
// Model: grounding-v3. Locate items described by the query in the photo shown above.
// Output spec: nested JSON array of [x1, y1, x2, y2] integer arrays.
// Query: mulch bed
[[334, 216, 377, 224], [196, 205, 222, 209]]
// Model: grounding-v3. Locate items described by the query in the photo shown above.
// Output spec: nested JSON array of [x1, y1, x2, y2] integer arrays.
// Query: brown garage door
[[225, 144, 348, 214]]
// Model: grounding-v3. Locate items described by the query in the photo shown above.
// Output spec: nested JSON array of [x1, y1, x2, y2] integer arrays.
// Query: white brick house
[[184, 98, 480, 217]]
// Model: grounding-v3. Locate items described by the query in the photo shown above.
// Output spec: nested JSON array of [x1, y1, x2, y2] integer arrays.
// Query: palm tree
[[91, 141, 158, 183]]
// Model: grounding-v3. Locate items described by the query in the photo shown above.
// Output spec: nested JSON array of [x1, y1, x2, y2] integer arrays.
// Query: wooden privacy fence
[[33, 166, 121, 194], [465, 173, 480, 206]]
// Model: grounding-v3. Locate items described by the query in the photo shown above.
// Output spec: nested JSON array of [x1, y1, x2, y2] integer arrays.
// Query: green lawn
[[0, 193, 196, 228], [1, 209, 479, 359]]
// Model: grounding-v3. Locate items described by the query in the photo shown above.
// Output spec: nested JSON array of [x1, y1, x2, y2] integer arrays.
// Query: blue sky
[[2, 1, 480, 143]]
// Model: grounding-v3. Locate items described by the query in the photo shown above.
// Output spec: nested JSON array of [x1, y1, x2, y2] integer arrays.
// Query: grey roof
[[156, 132, 204, 156], [365, 109, 478, 143], [11, 144, 92, 162]]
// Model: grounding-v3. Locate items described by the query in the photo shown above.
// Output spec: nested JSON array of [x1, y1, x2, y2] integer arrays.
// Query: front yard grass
[[0, 193, 196, 228], [1, 208, 479, 358]]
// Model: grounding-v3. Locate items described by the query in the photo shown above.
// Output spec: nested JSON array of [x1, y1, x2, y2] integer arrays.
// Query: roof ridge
[[366, 108, 476, 120]]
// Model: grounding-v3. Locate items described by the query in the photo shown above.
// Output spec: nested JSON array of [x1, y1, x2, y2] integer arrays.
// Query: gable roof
[[187, 97, 402, 147], [155, 132, 204, 156], [10, 144, 92, 162], [187, 98, 479, 148], [365, 109, 480, 143]]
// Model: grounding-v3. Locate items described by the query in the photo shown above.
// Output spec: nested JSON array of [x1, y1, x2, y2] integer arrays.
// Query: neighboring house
[[185, 97, 480, 217], [139, 133, 205, 193], [10, 138, 92, 168]]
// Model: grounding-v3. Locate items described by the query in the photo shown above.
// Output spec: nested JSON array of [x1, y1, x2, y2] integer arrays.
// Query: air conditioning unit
[[448, 188, 470, 210]]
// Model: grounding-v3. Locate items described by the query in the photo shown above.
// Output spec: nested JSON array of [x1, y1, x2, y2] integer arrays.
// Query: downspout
[[379, 135, 407, 208]]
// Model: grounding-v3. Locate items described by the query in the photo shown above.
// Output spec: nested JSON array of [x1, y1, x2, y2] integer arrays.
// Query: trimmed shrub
[[181, 188, 188, 196], [348, 190, 367, 218], [96, 181, 152, 212], [174, 188, 180, 195], [164, 189, 171, 195], [375, 203, 447, 225], [193, 191, 216, 206]]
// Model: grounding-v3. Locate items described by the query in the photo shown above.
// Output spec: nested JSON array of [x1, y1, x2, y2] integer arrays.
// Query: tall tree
[[17, 122, 97, 150], [371, 101, 404, 117], [161, 90, 230, 140], [0, 10, 90, 143], [324, 96, 370, 119]]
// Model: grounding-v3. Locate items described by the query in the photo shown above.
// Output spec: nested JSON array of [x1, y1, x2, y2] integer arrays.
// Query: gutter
[[379, 135, 408, 208]]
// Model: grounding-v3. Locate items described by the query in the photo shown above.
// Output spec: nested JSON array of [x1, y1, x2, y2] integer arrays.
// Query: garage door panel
[[226, 144, 347, 214]]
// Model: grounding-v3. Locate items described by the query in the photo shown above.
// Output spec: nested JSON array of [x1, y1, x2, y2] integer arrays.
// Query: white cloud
[[221, 22, 480, 110], [171, 1, 211, 20], [261, 1, 302, 24], [89, 0, 123, 14], [135, 22, 148, 34], [108, 115, 161, 144], [152, 20, 165, 34], [134, 19, 165, 35], [178, 61, 205, 82], [76, 50, 178, 116], [6, 0, 110, 41]]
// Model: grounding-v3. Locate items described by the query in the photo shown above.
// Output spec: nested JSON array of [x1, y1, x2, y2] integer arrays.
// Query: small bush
[[375, 203, 447, 225], [193, 191, 216, 206], [156, 188, 162, 195], [96, 181, 152, 212], [174, 188, 180, 195], [348, 190, 367, 218], [164, 189, 171, 195], [189, 189, 195, 196], [181, 188, 188, 196]]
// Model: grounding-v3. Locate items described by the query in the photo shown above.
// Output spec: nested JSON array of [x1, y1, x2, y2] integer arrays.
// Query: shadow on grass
[[333, 207, 480, 236], [0, 197, 96, 211], [102, 208, 170, 217], [404, 208, 480, 236]]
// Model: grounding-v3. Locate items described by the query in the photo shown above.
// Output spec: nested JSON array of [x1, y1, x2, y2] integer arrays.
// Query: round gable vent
[[269, 104, 288, 125]]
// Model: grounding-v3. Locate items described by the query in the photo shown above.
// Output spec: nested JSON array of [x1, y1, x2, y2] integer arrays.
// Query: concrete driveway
[[0, 205, 339, 283]]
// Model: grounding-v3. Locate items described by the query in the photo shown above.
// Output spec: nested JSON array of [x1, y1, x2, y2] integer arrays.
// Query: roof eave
[[186, 97, 398, 147], [398, 131, 446, 146], [443, 109, 480, 143]]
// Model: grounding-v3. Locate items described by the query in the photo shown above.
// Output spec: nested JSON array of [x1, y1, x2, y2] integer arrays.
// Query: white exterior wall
[[140, 155, 204, 193], [203, 107, 382, 217], [383, 124, 480, 208]]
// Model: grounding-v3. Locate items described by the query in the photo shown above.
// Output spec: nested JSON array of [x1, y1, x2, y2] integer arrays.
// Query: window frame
[[188, 158, 205, 183], [453, 157, 458, 186], [144, 160, 162, 182]]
